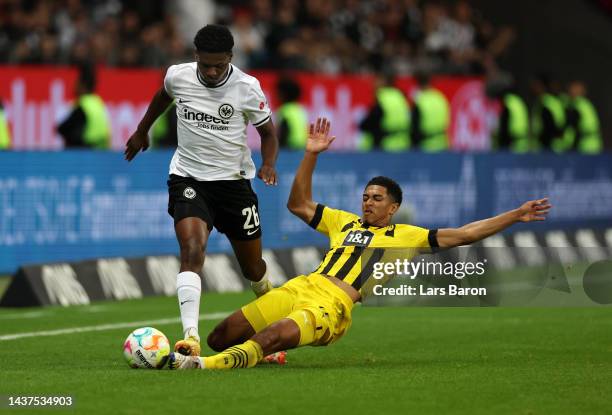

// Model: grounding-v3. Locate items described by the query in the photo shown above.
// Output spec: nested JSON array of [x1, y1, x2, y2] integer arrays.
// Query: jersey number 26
[[242, 205, 260, 230]]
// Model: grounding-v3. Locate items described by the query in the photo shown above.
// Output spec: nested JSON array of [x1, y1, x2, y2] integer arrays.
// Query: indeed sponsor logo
[[182, 108, 229, 124]]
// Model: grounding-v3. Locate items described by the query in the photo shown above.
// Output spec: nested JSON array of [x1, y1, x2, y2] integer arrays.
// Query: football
[[123, 327, 171, 369]]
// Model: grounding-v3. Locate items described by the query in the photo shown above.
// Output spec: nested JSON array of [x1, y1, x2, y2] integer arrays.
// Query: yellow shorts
[[241, 273, 354, 346]]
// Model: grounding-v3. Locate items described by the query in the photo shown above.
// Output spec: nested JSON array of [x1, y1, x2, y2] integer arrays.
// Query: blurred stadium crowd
[[0, 0, 513, 75], [0, 0, 605, 152]]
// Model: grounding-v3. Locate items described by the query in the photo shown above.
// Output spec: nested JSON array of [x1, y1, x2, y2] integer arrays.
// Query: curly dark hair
[[193, 24, 234, 53], [366, 176, 403, 205]]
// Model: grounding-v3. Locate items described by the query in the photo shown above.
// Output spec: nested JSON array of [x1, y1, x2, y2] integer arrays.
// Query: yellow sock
[[203, 340, 264, 369]]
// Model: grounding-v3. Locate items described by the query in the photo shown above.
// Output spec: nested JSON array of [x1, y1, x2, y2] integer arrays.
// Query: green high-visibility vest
[[569, 97, 602, 154], [415, 88, 449, 152], [532, 93, 571, 152], [151, 103, 173, 147], [0, 109, 10, 149], [277, 102, 308, 149], [79, 94, 110, 149], [376, 87, 410, 151], [558, 93, 570, 108], [503, 93, 529, 153]]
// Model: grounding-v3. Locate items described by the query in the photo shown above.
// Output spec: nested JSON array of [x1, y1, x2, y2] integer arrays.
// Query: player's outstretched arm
[[436, 198, 552, 248], [124, 87, 173, 161], [256, 120, 279, 186], [287, 117, 336, 224]]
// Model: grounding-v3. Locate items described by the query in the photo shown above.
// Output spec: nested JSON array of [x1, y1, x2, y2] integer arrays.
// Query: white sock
[[176, 271, 201, 340], [250, 263, 271, 296], [184, 327, 200, 342]]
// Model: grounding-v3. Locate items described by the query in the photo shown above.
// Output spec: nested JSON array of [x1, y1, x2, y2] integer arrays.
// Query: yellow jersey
[[309, 204, 438, 297]]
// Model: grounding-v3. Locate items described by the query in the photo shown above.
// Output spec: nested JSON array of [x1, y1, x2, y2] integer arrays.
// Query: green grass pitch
[[0, 289, 611, 414]]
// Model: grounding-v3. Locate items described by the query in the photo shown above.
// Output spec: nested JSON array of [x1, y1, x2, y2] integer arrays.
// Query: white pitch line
[[0, 310, 51, 320], [0, 311, 230, 342]]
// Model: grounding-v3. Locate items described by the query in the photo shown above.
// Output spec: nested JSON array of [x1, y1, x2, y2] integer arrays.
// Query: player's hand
[[258, 164, 278, 186], [124, 130, 150, 161], [306, 117, 336, 154], [517, 198, 552, 222]]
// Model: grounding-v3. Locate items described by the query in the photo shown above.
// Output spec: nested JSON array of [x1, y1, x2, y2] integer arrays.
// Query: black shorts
[[167, 174, 262, 240]]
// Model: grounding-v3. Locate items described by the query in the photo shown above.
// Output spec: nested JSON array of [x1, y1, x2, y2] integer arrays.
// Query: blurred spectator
[[140, 23, 168, 67], [57, 66, 111, 149], [0, 0, 514, 75], [0, 99, 11, 150], [150, 103, 178, 148], [530, 74, 569, 152], [359, 71, 410, 151], [264, 1, 304, 70], [421, 1, 477, 73], [168, 0, 215, 47], [411, 70, 449, 152], [486, 74, 529, 153], [566, 81, 603, 154], [230, 9, 265, 69], [1, 0, 189, 67], [276, 76, 308, 149]]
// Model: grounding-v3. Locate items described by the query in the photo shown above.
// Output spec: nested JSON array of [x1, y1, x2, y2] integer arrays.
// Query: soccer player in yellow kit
[[169, 117, 552, 370]]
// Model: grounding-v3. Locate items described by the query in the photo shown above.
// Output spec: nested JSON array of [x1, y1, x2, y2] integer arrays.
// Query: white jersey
[[163, 62, 271, 181]]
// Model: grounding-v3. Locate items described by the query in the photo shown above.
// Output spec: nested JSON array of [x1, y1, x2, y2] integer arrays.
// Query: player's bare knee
[[286, 322, 301, 340], [208, 315, 246, 351], [280, 319, 301, 347], [207, 328, 227, 352], [179, 239, 205, 270]]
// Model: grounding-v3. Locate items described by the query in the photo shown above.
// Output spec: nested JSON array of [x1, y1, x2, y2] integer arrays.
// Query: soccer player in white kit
[[125, 25, 279, 358]]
